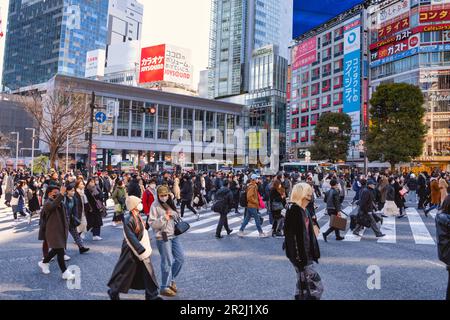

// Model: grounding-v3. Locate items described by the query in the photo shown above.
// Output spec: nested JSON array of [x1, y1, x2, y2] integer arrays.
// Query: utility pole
[[87, 92, 95, 177], [10, 132, 19, 170], [25, 128, 36, 174]]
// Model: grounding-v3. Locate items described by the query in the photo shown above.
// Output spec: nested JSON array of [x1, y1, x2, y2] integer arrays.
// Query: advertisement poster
[[377, 0, 410, 25], [344, 19, 361, 114], [139, 44, 166, 83], [292, 37, 317, 70]]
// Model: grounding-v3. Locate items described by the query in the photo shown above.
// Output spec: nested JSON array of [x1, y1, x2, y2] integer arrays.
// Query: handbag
[[193, 196, 200, 205], [174, 217, 190, 236], [297, 266, 324, 300], [383, 200, 398, 217], [10, 192, 19, 206], [271, 201, 284, 211], [114, 203, 123, 213], [258, 193, 265, 209], [399, 187, 408, 197], [330, 214, 347, 231]]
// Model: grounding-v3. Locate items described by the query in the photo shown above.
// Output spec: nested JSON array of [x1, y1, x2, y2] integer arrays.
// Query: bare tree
[[18, 86, 89, 168]]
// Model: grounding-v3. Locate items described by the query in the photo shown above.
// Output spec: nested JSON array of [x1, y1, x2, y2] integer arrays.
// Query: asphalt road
[[0, 191, 447, 300]]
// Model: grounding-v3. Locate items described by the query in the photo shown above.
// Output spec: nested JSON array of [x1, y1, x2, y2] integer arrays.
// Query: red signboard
[[417, 23, 450, 32], [371, 33, 420, 61], [378, 17, 409, 39], [139, 44, 166, 84], [292, 37, 317, 70], [420, 9, 450, 23]]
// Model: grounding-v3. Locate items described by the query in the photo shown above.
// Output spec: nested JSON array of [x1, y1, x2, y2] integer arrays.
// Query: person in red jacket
[[142, 179, 157, 216]]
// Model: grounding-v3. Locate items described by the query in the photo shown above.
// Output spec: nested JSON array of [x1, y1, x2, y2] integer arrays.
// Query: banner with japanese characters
[[420, 6, 450, 23], [343, 18, 361, 114], [292, 37, 317, 70], [139, 44, 166, 83], [377, 0, 410, 25], [371, 32, 420, 61]]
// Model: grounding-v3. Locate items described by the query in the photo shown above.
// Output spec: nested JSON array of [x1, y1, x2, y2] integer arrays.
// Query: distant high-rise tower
[[208, 0, 293, 99], [2, 0, 109, 91]]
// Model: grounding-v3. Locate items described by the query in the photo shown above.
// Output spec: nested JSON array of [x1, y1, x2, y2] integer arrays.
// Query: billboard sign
[[377, 17, 410, 39], [344, 19, 361, 114], [377, 0, 410, 25], [371, 34, 420, 61], [139, 44, 194, 86], [420, 69, 450, 82], [420, 8, 450, 23], [85, 49, 106, 78], [292, 37, 317, 70]]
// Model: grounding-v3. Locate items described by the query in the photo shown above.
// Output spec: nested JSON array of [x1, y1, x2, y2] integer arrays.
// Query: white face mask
[[160, 196, 169, 203], [136, 203, 143, 212], [150, 184, 156, 189]]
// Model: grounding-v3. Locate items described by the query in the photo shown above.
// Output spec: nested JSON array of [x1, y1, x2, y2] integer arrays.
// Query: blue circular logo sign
[[95, 112, 107, 124], [348, 32, 357, 44]]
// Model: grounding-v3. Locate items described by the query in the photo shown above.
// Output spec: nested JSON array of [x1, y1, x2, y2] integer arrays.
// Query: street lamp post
[[10, 132, 19, 170], [66, 134, 69, 173], [25, 128, 36, 174]]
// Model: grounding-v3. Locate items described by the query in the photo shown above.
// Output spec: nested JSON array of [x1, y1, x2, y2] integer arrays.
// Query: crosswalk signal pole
[[87, 92, 95, 177]]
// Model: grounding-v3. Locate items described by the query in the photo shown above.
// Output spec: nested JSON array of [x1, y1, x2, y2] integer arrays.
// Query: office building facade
[[369, 0, 450, 171], [288, 3, 368, 162], [2, 0, 109, 90]]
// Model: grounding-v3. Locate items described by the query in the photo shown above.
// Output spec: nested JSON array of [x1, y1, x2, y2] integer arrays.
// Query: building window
[[311, 98, 320, 110], [183, 109, 193, 141], [131, 100, 143, 138], [301, 116, 309, 128], [323, 64, 331, 77], [312, 68, 320, 81], [170, 106, 182, 141], [322, 95, 331, 108], [144, 102, 155, 139], [334, 59, 343, 73], [291, 132, 299, 143], [292, 117, 299, 129], [301, 71, 310, 83], [195, 110, 205, 142], [334, 27, 344, 41], [311, 113, 319, 125], [291, 104, 299, 115], [311, 83, 320, 95], [300, 130, 309, 142], [334, 75, 343, 89], [322, 79, 331, 92], [301, 100, 309, 113], [323, 47, 331, 62], [333, 92, 343, 105], [334, 42, 344, 57], [301, 86, 309, 98], [158, 104, 169, 140], [117, 99, 130, 137]]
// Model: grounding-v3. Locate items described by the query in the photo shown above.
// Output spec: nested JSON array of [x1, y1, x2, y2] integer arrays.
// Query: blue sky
[[293, 0, 365, 38]]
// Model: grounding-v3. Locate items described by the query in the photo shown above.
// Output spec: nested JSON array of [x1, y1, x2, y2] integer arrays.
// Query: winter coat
[[385, 184, 395, 201], [64, 196, 79, 229], [430, 180, 441, 205], [246, 181, 260, 209], [173, 178, 181, 200], [436, 211, 450, 266], [407, 178, 418, 191], [283, 203, 320, 269], [85, 185, 104, 230], [108, 212, 159, 293], [74, 191, 90, 221], [28, 183, 41, 212], [42, 195, 69, 249], [180, 180, 193, 202], [12, 188, 25, 213], [142, 189, 155, 215], [379, 180, 390, 203], [439, 178, 448, 205], [393, 182, 405, 208], [213, 187, 234, 214], [359, 187, 375, 214], [148, 200, 180, 241], [269, 188, 286, 212], [5, 175, 14, 194], [325, 188, 341, 212]]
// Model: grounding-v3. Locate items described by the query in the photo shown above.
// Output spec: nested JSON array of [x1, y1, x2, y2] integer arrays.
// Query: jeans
[[239, 208, 263, 233], [407, 190, 417, 204], [69, 226, 84, 248], [155, 237, 185, 290]]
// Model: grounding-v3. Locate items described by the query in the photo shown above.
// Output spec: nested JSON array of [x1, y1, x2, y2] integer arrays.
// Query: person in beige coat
[[439, 174, 449, 206], [173, 175, 181, 206]]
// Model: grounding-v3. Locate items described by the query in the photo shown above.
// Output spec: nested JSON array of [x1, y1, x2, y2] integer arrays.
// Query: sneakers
[[227, 229, 233, 236], [170, 281, 177, 293], [376, 233, 386, 238], [237, 231, 245, 237], [336, 236, 345, 241], [215, 234, 223, 239], [79, 247, 90, 254], [80, 232, 86, 240], [93, 236, 103, 241], [62, 270, 75, 281], [160, 288, 177, 297], [64, 255, 71, 261], [28, 214, 32, 224], [259, 232, 269, 238], [196, 214, 200, 221], [38, 261, 50, 274], [352, 231, 361, 237]]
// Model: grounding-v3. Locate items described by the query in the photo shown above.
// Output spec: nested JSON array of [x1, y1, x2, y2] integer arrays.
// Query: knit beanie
[[125, 196, 141, 211]]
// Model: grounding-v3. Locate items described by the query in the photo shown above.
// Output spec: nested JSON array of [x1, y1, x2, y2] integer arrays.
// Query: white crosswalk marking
[[428, 209, 437, 219], [378, 216, 396, 244], [191, 216, 243, 234], [247, 224, 273, 237], [406, 208, 435, 245]]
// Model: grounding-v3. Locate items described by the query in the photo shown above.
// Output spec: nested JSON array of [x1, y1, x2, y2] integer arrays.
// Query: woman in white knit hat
[[107, 196, 161, 300]]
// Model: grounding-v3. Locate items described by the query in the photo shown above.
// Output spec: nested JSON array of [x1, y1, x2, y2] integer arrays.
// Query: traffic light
[[141, 105, 157, 115], [108, 149, 113, 157]]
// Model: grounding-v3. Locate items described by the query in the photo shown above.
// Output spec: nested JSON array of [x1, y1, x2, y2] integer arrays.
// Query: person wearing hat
[[353, 180, 385, 238], [108, 196, 161, 300], [238, 174, 269, 238], [148, 186, 185, 297]]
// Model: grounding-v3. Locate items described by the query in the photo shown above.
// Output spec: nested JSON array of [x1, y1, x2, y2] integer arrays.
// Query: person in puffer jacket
[[436, 195, 450, 300]]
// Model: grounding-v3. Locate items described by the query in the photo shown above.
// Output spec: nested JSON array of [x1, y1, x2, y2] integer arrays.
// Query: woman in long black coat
[[394, 177, 406, 218], [107, 196, 160, 300], [84, 178, 104, 240], [28, 177, 41, 215]]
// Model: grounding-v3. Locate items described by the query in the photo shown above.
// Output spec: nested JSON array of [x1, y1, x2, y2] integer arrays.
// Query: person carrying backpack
[[213, 180, 234, 239]]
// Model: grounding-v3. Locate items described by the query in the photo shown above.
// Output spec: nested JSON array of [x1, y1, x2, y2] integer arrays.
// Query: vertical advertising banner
[[139, 44, 166, 84]]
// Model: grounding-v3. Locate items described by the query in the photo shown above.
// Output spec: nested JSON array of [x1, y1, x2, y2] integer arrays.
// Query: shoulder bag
[[174, 216, 190, 236]]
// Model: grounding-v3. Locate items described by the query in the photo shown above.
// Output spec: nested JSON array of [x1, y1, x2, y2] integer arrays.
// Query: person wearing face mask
[[108, 196, 161, 301], [38, 185, 75, 281], [112, 180, 127, 227], [149, 186, 185, 298], [142, 179, 157, 216], [284, 183, 322, 300], [64, 184, 89, 254], [74, 179, 89, 240]]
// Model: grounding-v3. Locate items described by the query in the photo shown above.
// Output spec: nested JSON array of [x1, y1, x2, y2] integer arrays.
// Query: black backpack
[[239, 186, 248, 208]]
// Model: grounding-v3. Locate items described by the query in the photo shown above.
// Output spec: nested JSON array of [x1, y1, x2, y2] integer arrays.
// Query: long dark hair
[[158, 194, 178, 212]]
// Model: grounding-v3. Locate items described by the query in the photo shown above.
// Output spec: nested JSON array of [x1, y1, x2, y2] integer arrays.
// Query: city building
[[246, 45, 288, 163], [17, 75, 245, 170], [2, 0, 109, 91], [208, 0, 293, 99], [288, 2, 368, 162], [198, 70, 210, 98], [368, 0, 450, 171], [107, 0, 143, 46]]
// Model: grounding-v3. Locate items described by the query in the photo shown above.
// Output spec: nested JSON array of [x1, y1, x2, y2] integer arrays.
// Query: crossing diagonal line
[[406, 208, 435, 245], [191, 216, 243, 234]]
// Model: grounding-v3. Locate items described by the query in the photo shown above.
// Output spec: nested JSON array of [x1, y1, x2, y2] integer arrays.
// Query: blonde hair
[[290, 183, 313, 207]]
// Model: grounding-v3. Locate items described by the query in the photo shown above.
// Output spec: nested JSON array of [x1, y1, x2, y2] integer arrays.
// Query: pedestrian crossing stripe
[[0, 203, 438, 245]]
